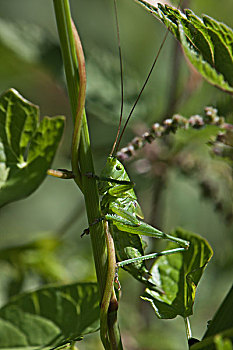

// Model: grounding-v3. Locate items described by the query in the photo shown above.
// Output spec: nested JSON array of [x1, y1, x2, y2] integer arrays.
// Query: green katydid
[[86, 156, 189, 288], [84, 0, 189, 291]]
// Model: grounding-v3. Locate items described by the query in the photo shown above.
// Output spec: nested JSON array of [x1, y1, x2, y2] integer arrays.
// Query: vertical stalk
[[53, 0, 107, 303], [53, 1, 123, 349]]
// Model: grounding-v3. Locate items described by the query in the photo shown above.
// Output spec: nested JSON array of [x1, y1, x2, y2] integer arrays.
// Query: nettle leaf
[[0, 282, 100, 350], [0, 89, 65, 207], [141, 228, 213, 319], [135, 1, 233, 94]]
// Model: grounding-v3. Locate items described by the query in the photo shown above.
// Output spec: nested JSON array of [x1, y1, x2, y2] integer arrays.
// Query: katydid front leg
[[86, 172, 134, 187]]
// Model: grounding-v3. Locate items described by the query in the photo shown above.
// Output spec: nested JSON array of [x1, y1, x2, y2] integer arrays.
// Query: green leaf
[[174, 124, 220, 153], [0, 282, 100, 350], [141, 228, 213, 319], [0, 236, 67, 290], [215, 335, 233, 350], [0, 89, 65, 207], [190, 329, 233, 350], [134, 1, 233, 94], [0, 18, 62, 78], [203, 285, 233, 339]]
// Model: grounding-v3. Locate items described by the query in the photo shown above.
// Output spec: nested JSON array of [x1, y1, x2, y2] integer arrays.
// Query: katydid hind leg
[[111, 224, 165, 293], [106, 213, 189, 248], [117, 247, 187, 268]]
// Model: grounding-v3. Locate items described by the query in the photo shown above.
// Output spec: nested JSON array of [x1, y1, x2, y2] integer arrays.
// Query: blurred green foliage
[[0, 0, 232, 349]]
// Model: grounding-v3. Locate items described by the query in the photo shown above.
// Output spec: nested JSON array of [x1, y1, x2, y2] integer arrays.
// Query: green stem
[[53, 2, 124, 348], [53, 0, 78, 119], [79, 111, 107, 295], [53, 0, 107, 311], [53, 0, 82, 188]]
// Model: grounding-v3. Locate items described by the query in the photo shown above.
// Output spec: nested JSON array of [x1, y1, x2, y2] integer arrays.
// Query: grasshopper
[[84, 0, 189, 291]]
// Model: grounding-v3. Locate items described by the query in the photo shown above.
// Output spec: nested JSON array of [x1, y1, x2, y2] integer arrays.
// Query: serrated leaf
[[179, 24, 233, 94], [141, 228, 213, 319], [0, 282, 100, 350], [0, 89, 65, 207], [134, 1, 233, 94]]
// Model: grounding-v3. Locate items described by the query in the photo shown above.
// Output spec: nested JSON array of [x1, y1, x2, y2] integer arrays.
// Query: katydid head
[[98, 156, 130, 194], [101, 156, 129, 180]]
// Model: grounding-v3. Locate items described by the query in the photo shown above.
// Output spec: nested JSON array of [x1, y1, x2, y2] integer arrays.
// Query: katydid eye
[[116, 165, 122, 171]]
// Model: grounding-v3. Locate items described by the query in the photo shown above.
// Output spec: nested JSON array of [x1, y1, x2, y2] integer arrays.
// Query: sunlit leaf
[[0, 282, 100, 350], [141, 228, 213, 319], [134, 1, 233, 94], [0, 89, 65, 207]]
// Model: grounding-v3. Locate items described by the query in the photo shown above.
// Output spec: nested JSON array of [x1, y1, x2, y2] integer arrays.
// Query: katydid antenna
[[110, 0, 125, 157], [110, 0, 183, 156]]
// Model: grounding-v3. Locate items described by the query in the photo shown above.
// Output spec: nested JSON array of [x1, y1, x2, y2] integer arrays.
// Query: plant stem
[[53, 0, 107, 308], [53, 2, 124, 349], [78, 112, 108, 297]]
